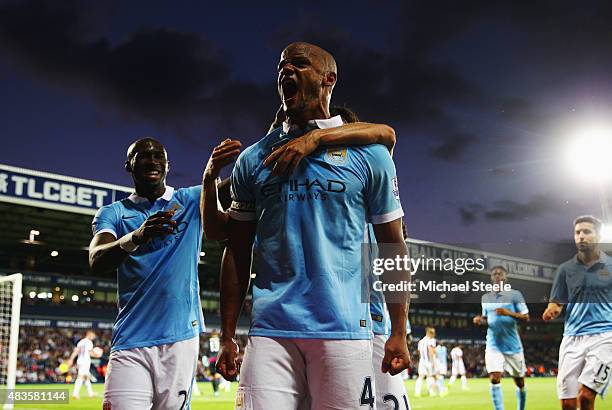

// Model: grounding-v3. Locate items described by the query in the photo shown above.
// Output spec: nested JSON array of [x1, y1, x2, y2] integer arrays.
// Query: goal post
[[0, 273, 22, 410]]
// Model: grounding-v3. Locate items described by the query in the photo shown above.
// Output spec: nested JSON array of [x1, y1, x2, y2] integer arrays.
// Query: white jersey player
[[415, 327, 439, 397], [68, 330, 98, 399], [449, 346, 468, 390]]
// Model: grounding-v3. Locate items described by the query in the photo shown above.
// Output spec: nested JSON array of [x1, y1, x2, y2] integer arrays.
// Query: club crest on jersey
[[325, 147, 348, 165], [166, 202, 183, 215]]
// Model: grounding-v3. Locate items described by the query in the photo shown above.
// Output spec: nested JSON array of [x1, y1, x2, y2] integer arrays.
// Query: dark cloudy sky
[[1, 0, 611, 255]]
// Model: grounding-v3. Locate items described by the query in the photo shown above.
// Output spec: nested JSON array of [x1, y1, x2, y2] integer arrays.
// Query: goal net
[[0, 274, 22, 410]]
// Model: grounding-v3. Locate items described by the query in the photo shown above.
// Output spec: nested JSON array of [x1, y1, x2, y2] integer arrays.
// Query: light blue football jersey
[[481, 290, 528, 354], [550, 253, 612, 336], [229, 116, 404, 339], [436, 345, 448, 368], [92, 186, 205, 352]]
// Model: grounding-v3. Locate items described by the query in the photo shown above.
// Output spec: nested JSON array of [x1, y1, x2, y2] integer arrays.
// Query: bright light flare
[[564, 126, 612, 183], [602, 224, 612, 243]]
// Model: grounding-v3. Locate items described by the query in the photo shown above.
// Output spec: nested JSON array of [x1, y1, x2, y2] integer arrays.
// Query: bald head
[[282, 42, 337, 76], [126, 137, 166, 163]]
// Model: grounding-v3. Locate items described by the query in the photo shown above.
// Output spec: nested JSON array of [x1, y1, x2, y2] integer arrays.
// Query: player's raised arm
[[201, 139, 242, 240]]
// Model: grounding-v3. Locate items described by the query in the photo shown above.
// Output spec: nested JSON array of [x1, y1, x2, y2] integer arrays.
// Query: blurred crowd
[[15, 326, 558, 384]]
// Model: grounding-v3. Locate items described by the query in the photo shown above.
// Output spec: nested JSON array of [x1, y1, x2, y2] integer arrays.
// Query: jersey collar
[[573, 251, 609, 269], [128, 186, 175, 204], [281, 115, 344, 134]]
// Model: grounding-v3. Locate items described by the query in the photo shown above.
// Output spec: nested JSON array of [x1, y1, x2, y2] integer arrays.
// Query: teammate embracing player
[[543, 215, 612, 410], [473, 266, 529, 410], [204, 42, 410, 409]]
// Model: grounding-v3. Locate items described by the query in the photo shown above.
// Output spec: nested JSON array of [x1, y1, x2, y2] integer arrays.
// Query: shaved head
[[126, 137, 166, 162], [282, 42, 337, 76]]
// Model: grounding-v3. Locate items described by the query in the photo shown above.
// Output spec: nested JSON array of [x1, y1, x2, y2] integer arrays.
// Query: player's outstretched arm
[[201, 139, 242, 240], [216, 217, 256, 381], [372, 218, 411, 375], [263, 122, 396, 175], [89, 211, 176, 274]]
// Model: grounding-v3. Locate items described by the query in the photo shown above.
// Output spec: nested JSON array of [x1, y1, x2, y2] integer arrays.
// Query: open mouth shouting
[[281, 77, 299, 103]]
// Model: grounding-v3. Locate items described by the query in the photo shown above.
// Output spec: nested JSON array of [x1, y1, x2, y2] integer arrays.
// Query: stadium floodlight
[[0, 273, 22, 410], [564, 125, 612, 184], [28, 229, 39, 242]]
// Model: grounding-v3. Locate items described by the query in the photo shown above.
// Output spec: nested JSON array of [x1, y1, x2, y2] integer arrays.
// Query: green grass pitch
[[12, 377, 605, 409]]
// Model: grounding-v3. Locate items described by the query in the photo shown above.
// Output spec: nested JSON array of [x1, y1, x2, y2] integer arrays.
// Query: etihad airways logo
[[261, 178, 346, 202]]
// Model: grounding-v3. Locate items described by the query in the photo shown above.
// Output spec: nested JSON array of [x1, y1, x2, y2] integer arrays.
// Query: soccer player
[[473, 266, 529, 410], [214, 42, 410, 409], [436, 341, 449, 396], [208, 331, 223, 397], [448, 345, 468, 390], [205, 104, 402, 408], [67, 330, 97, 399], [415, 327, 438, 397], [89, 138, 204, 410], [543, 215, 612, 410]]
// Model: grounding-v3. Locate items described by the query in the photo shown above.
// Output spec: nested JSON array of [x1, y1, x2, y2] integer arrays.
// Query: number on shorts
[[594, 363, 611, 384], [383, 393, 410, 410], [360, 377, 374, 408], [178, 390, 187, 410]]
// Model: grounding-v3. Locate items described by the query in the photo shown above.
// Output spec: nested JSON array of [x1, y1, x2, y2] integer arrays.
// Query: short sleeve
[[228, 151, 256, 221], [363, 145, 404, 224], [549, 266, 568, 303], [92, 206, 118, 238], [514, 291, 529, 315]]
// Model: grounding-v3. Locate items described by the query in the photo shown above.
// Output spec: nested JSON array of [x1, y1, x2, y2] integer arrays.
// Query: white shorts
[[436, 360, 447, 376], [372, 335, 411, 410], [103, 336, 199, 410], [485, 348, 526, 377], [236, 336, 374, 410], [557, 331, 612, 399], [451, 361, 466, 376], [77, 361, 91, 377], [418, 360, 436, 377]]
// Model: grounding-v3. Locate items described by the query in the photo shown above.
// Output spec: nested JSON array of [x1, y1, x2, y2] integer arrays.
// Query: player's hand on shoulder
[[204, 139, 242, 183], [382, 334, 411, 376], [263, 129, 323, 176], [472, 315, 483, 325], [215, 337, 240, 381], [132, 211, 177, 244]]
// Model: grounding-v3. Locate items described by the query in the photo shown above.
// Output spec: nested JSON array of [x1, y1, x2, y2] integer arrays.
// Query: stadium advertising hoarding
[[1, 271, 117, 290], [0, 164, 132, 215]]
